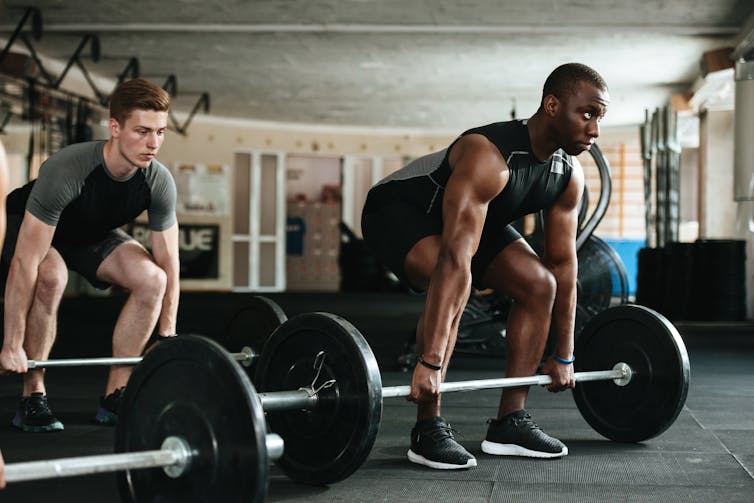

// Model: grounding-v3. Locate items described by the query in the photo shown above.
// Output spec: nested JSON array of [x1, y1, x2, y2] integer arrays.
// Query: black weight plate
[[572, 305, 690, 442], [116, 335, 269, 503], [255, 312, 382, 485], [222, 296, 287, 355]]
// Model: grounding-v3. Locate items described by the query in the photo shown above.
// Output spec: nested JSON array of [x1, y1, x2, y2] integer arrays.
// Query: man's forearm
[[421, 257, 473, 364], [157, 267, 180, 335], [549, 264, 577, 358], [2, 258, 40, 349]]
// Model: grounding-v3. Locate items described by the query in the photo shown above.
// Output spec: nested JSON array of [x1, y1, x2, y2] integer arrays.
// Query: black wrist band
[[417, 356, 443, 371], [157, 334, 178, 341]]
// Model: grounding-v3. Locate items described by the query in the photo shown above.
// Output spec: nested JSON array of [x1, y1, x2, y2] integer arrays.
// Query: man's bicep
[[542, 208, 577, 267], [543, 169, 583, 262], [441, 148, 506, 253]]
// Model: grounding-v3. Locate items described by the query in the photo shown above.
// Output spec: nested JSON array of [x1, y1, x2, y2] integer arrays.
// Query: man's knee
[[404, 236, 440, 289], [132, 263, 167, 303], [35, 259, 68, 304], [518, 267, 556, 307]]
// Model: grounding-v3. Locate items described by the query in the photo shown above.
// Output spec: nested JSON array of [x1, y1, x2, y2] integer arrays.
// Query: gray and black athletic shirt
[[6, 140, 177, 245], [364, 119, 574, 224]]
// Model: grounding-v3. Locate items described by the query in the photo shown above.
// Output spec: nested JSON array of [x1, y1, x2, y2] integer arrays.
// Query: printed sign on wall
[[129, 223, 219, 279], [171, 163, 229, 216]]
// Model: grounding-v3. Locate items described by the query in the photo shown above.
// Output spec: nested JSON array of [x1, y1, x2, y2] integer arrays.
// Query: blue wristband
[[551, 353, 575, 364]]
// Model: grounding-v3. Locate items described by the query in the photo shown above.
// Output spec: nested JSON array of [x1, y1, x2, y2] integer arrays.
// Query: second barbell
[[24, 295, 288, 371]]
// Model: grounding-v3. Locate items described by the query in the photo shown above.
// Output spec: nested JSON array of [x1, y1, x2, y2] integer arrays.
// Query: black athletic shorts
[[361, 198, 521, 291], [1, 213, 134, 290]]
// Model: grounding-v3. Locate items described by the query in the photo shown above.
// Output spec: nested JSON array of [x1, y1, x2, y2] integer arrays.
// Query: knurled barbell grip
[[382, 365, 631, 398], [27, 356, 144, 368], [257, 364, 633, 410], [4, 436, 192, 483]]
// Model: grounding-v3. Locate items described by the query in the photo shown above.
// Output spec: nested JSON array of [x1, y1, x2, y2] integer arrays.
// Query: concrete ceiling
[[2, 0, 754, 133]]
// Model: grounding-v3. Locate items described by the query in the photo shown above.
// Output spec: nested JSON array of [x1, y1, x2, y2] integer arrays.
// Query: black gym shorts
[[1, 213, 134, 290], [361, 199, 522, 291]]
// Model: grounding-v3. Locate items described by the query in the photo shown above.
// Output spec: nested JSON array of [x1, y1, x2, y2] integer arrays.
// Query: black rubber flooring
[[0, 292, 753, 502]]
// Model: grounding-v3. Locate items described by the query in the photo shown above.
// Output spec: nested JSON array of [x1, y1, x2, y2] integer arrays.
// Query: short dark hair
[[541, 63, 607, 105], [109, 78, 170, 124]]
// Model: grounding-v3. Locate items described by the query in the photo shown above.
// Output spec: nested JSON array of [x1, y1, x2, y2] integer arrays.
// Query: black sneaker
[[407, 417, 477, 470], [95, 387, 126, 425], [481, 409, 567, 458], [12, 393, 64, 432]]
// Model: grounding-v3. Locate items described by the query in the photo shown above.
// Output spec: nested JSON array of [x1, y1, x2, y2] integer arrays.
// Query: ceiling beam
[[0, 23, 742, 36]]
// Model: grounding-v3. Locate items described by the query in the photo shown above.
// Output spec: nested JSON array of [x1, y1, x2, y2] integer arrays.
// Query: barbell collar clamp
[[266, 432, 285, 461], [259, 390, 319, 411], [239, 346, 256, 368], [612, 362, 633, 386], [160, 436, 193, 479]]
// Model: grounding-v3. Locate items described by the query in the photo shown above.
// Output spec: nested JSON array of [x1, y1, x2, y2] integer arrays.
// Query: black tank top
[[364, 119, 573, 224]]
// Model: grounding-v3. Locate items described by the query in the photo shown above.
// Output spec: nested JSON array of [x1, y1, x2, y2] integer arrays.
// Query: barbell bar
[[4, 435, 283, 483], [5, 436, 194, 483], [26, 346, 256, 369], [259, 363, 633, 411]]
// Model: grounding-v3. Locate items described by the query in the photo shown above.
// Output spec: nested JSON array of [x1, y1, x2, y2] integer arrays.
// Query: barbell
[[23, 296, 287, 372], [4, 335, 283, 503], [252, 303, 690, 485]]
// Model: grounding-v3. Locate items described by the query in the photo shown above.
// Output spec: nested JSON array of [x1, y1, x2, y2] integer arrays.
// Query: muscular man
[[362, 63, 609, 469], [0, 78, 180, 432]]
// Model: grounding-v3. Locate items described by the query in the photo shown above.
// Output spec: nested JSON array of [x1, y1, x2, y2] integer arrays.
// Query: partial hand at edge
[[407, 363, 443, 403], [0, 345, 29, 374], [540, 357, 575, 392]]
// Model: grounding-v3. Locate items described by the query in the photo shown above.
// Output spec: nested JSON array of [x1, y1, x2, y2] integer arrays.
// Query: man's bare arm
[[420, 135, 509, 366], [540, 157, 584, 389], [149, 222, 180, 336], [1, 212, 56, 372]]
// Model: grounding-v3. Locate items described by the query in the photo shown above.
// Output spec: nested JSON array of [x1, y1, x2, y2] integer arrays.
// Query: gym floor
[[0, 292, 752, 502]]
